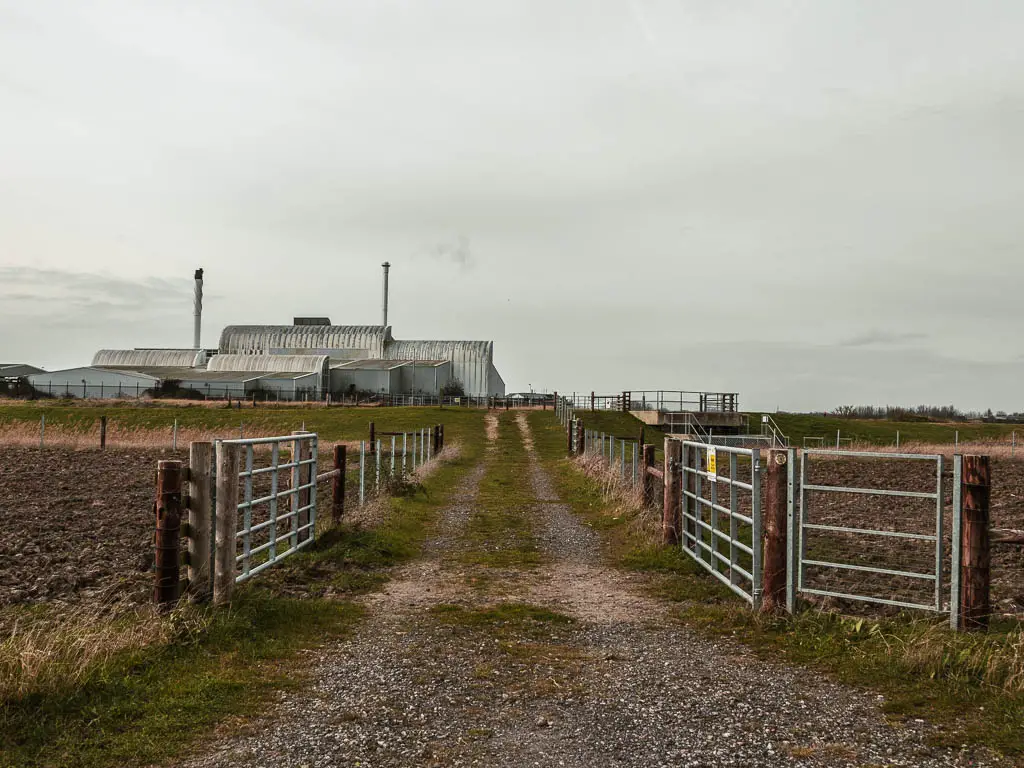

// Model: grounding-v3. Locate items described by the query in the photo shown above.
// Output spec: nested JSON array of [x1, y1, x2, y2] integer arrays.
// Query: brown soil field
[[0, 445, 404, 608], [0, 446, 187, 607]]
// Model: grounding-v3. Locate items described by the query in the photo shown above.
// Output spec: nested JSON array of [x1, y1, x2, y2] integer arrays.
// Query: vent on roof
[[293, 317, 332, 326]]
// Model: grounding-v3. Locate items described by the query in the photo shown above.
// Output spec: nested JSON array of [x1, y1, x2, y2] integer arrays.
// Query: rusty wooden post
[[663, 438, 682, 546], [332, 444, 346, 524], [439, 424, 445, 452], [213, 442, 240, 606], [153, 460, 183, 609], [293, 431, 312, 544], [961, 455, 991, 630], [761, 449, 788, 613], [187, 442, 213, 600], [369, 422, 376, 455], [591, 391, 595, 411], [642, 444, 656, 507], [576, 420, 585, 456], [99, 415, 107, 449]]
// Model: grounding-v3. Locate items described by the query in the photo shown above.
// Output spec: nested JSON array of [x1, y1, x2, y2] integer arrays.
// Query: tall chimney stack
[[381, 261, 391, 328], [193, 268, 204, 350]]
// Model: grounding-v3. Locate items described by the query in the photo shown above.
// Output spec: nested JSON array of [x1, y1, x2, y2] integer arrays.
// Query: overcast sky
[[1, 1, 1022, 411]]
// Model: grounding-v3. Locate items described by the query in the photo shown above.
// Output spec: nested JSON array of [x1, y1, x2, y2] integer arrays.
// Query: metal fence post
[[761, 449, 787, 613], [187, 442, 214, 601], [359, 441, 366, 505], [950, 455, 963, 630], [750, 448, 763, 610], [785, 448, 798, 614], [375, 439, 382, 489], [213, 442, 240, 606], [154, 460, 183, 609], [663, 438, 682, 547], [642, 444, 656, 507]]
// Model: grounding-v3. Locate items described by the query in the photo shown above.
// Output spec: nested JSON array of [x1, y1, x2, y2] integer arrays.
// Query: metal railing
[[760, 414, 790, 448], [355, 427, 434, 504], [680, 441, 763, 608], [582, 429, 641, 487], [219, 433, 319, 583], [791, 449, 947, 614], [560, 390, 740, 414]]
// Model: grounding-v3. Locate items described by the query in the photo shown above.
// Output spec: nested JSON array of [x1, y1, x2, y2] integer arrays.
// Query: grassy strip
[[0, 594, 363, 768], [0, 404, 484, 445], [526, 411, 1024, 758], [458, 413, 542, 569], [0, 415, 487, 768]]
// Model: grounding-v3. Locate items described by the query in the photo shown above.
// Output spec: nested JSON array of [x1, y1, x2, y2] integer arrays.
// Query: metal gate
[[680, 441, 763, 608], [790, 449, 948, 614], [219, 433, 319, 583]]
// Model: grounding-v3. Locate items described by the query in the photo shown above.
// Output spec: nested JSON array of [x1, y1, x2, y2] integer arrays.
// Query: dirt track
[[182, 413, 1002, 768]]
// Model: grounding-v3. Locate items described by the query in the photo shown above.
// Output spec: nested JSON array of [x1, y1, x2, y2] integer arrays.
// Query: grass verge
[[526, 410, 1024, 759], [457, 412, 542, 570]]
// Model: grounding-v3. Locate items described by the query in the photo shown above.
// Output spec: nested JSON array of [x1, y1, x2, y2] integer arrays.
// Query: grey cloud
[[838, 331, 929, 348], [419, 236, 475, 272]]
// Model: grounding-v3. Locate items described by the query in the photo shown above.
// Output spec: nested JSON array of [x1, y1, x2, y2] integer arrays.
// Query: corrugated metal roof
[[28, 366, 159, 383], [92, 349, 205, 368], [0, 364, 45, 377], [332, 359, 409, 371], [218, 326, 388, 356], [207, 354, 329, 374], [384, 340, 493, 362]]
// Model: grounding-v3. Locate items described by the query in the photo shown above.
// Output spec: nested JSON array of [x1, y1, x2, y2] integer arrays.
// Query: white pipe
[[193, 268, 204, 349], [381, 261, 390, 327]]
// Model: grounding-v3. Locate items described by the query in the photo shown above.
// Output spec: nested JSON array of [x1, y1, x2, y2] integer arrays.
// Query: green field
[[565, 407, 1022, 451], [0, 401, 485, 446]]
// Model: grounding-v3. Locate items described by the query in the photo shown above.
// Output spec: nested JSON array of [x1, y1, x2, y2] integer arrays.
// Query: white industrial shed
[[0, 363, 45, 378], [93, 349, 206, 368], [216, 325, 504, 397], [28, 367, 159, 399]]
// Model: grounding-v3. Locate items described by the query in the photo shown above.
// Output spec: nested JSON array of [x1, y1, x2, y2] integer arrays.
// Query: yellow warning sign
[[707, 447, 717, 481]]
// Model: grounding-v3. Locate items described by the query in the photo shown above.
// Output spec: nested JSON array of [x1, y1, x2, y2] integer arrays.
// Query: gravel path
[[183, 414, 1004, 767]]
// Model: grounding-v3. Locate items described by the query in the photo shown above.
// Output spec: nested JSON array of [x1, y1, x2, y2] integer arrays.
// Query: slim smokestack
[[381, 261, 391, 328], [193, 268, 204, 350]]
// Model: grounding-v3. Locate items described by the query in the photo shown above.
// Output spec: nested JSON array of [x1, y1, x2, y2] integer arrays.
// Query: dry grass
[[0, 599, 205, 700], [573, 452, 660, 541], [0, 419, 366, 450], [342, 442, 462, 529]]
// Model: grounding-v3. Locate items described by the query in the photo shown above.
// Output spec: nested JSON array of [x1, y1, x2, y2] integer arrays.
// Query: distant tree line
[[830, 405, 1024, 423]]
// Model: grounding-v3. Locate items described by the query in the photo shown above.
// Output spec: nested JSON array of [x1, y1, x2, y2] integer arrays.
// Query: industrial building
[[27, 265, 505, 401]]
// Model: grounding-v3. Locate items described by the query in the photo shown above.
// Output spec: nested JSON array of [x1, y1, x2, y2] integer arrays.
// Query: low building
[[27, 367, 159, 399]]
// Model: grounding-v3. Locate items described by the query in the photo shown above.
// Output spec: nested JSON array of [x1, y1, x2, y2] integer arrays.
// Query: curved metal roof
[[207, 354, 329, 373], [219, 325, 388, 355], [92, 349, 205, 369], [384, 340, 493, 363]]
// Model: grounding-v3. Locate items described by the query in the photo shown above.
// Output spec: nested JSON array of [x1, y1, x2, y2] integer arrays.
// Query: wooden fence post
[[439, 424, 445, 452], [332, 444, 346, 524], [591, 391, 595, 411], [961, 455, 991, 630], [213, 442, 240, 606], [99, 415, 107, 449], [576, 420, 585, 456], [153, 460, 183, 609], [663, 438, 682, 546], [761, 449, 788, 613], [187, 442, 213, 600], [642, 444, 656, 507], [369, 422, 376, 455]]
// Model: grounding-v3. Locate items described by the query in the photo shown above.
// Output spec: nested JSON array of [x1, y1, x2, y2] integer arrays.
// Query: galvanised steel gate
[[790, 449, 948, 615], [680, 441, 763, 608], [220, 433, 319, 583]]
